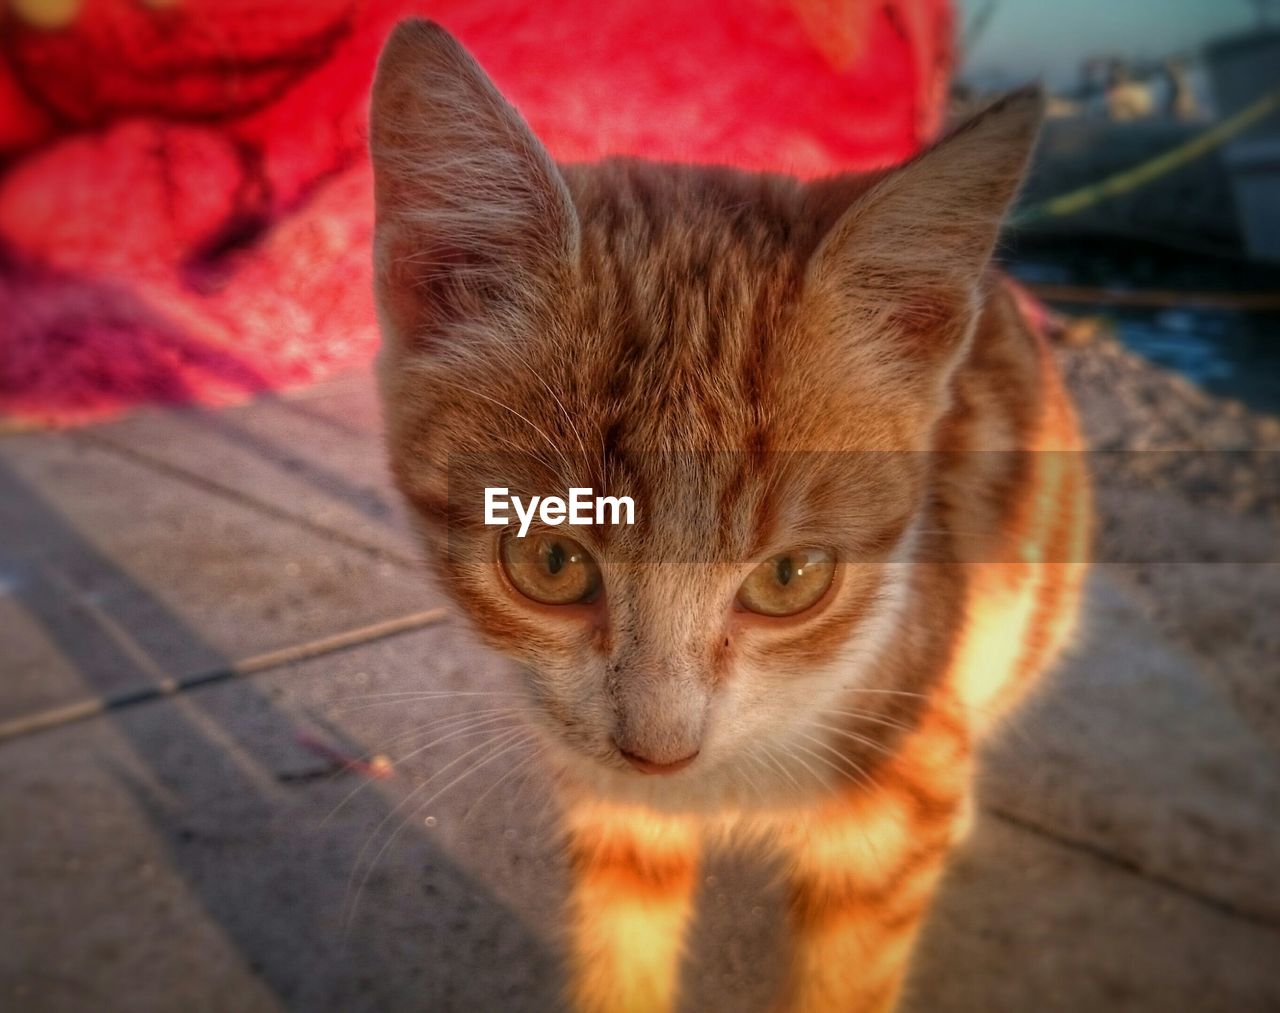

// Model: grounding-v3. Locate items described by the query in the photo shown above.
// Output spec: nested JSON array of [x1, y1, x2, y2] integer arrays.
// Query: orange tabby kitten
[[370, 20, 1089, 1013]]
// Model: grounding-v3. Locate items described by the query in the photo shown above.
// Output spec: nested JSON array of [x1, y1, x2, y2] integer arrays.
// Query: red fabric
[[0, 0, 953, 425]]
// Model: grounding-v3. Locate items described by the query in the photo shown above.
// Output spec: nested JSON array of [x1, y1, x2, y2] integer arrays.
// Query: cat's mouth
[[614, 742, 700, 776]]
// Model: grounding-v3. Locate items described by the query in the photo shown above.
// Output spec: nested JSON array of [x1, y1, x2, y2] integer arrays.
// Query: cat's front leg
[[562, 801, 701, 1013], [775, 785, 967, 1013]]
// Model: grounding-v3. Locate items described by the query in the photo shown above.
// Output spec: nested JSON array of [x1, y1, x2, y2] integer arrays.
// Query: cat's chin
[[577, 768, 756, 815]]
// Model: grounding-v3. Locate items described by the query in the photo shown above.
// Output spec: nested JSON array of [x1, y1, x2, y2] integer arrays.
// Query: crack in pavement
[[986, 804, 1280, 932], [0, 608, 449, 744], [72, 429, 420, 570]]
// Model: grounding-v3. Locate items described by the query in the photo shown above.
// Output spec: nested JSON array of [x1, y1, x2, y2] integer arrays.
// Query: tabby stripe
[[568, 842, 696, 898]]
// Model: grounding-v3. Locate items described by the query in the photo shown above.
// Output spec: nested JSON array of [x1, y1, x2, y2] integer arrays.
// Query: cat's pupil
[[776, 556, 793, 586], [546, 542, 566, 576]]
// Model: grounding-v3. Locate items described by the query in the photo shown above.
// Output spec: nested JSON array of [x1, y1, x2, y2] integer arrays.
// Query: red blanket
[[0, 0, 952, 425]]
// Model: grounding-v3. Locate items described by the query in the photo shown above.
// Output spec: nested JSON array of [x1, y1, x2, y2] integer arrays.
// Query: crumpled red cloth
[[0, 0, 952, 425]]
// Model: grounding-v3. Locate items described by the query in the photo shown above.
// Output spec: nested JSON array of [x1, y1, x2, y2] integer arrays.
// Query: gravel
[[1054, 328, 1280, 751]]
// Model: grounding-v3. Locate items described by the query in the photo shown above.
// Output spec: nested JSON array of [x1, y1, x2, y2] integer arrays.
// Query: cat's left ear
[[369, 20, 579, 353], [804, 87, 1043, 383]]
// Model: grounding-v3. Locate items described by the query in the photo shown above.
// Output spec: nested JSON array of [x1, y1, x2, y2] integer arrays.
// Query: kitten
[[370, 19, 1089, 1013]]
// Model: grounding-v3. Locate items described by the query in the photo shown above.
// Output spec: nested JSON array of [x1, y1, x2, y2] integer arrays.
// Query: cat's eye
[[500, 532, 602, 606], [736, 548, 835, 617]]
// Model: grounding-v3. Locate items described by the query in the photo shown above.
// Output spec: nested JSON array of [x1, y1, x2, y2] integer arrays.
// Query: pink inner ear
[[377, 251, 429, 347], [378, 229, 510, 351], [888, 277, 972, 334], [884, 289, 977, 372]]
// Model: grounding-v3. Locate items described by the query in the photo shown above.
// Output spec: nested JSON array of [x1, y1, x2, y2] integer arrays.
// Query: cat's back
[[931, 277, 1091, 724]]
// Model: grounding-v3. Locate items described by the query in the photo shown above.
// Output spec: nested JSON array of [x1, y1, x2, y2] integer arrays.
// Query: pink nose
[[618, 746, 699, 775]]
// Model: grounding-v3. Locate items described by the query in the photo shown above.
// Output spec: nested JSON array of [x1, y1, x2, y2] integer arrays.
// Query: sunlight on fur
[[370, 18, 1090, 1012]]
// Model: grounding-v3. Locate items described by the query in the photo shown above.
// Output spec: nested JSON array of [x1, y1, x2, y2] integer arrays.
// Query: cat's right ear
[[369, 20, 579, 353], [802, 87, 1043, 397]]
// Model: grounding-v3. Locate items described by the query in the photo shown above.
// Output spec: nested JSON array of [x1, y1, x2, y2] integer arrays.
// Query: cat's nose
[[608, 664, 708, 775], [617, 744, 700, 775]]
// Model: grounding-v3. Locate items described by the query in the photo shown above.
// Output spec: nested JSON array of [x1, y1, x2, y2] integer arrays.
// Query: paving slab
[[3, 378, 1278, 1010], [4, 599, 1279, 1012], [273, 370, 388, 435], [980, 571, 1280, 923], [908, 814, 1280, 1012], [1092, 485, 1280, 752], [0, 430, 436, 731], [0, 622, 559, 1013], [81, 369, 416, 562]]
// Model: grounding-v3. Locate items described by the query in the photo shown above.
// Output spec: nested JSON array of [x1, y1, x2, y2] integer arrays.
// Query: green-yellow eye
[[500, 532, 601, 606], [737, 548, 835, 617]]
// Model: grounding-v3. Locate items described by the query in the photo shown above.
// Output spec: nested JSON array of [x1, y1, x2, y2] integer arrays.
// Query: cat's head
[[370, 20, 1041, 808]]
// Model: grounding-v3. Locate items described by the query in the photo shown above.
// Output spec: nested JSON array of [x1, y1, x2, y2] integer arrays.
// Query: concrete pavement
[[2, 370, 1277, 1011]]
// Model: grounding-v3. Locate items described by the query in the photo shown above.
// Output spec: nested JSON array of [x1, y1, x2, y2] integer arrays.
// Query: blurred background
[[1, 2, 1277, 1011], [959, 0, 1280, 412]]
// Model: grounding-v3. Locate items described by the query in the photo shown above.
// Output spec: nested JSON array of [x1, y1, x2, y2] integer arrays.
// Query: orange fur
[[371, 20, 1089, 1012]]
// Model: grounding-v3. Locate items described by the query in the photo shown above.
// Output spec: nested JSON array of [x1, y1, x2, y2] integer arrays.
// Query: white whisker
[[344, 724, 527, 928], [433, 376, 576, 476], [324, 711, 530, 828], [793, 734, 880, 796], [346, 727, 539, 930], [808, 721, 897, 757]]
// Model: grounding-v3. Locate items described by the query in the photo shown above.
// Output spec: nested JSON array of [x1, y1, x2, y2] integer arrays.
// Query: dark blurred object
[[1205, 28, 1280, 260], [1017, 118, 1241, 250]]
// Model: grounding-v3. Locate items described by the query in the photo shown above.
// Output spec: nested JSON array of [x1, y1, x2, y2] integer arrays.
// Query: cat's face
[[370, 21, 1040, 809]]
